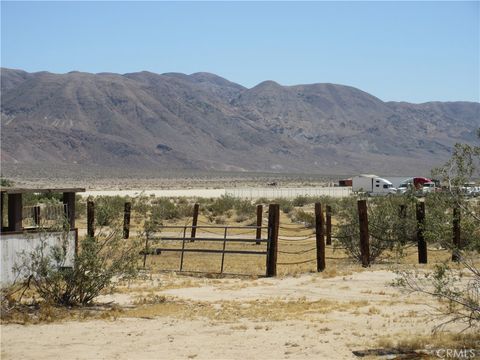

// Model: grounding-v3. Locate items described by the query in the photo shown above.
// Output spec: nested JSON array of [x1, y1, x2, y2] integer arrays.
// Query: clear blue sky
[[1, 1, 479, 103]]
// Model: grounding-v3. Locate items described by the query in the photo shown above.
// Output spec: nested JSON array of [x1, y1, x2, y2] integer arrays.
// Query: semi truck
[[352, 174, 397, 196]]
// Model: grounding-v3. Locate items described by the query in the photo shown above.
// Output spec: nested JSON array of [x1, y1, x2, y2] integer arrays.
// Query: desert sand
[[1, 270, 461, 360]]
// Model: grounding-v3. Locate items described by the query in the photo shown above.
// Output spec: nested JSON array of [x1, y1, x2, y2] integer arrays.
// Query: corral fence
[[225, 187, 351, 199], [142, 204, 280, 277], [81, 199, 466, 276]]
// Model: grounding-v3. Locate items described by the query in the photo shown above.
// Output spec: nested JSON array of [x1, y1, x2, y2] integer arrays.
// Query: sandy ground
[[81, 187, 351, 199], [1, 270, 461, 360]]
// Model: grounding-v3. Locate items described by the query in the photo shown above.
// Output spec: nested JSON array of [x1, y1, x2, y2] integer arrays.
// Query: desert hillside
[[1, 68, 478, 175]]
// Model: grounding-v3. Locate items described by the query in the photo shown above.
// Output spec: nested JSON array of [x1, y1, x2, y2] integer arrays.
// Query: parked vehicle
[[460, 183, 479, 197], [352, 174, 397, 196], [397, 177, 437, 195]]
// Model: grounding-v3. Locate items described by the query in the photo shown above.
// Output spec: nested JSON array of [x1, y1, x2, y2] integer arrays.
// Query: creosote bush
[[12, 225, 140, 306]]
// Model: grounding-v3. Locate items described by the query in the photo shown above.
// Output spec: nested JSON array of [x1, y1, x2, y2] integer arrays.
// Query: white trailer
[[352, 174, 396, 196]]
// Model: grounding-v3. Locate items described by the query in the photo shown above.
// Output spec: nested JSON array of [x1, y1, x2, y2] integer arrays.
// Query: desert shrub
[[13, 228, 139, 306], [151, 198, 179, 220], [273, 198, 293, 214], [0, 177, 14, 187], [254, 197, 269, 205], [396, 129, 480, 331], [234, 214, 251, 223], [75, 195, 86, 219], [292, 196, 310, 207], [95, 196, 127, 226], [335, 196, 416, 263], [234, 199, 255, 217], [207, 195, 237, 216], [289, 209, 315, 228], [214, 216, 226, 224]]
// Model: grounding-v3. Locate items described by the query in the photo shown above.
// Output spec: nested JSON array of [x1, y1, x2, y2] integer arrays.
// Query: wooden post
[[266, 204, 279, 277], [452, 206, 461, 262], [190, 203, 199, 242], [123, 202, 131, 239], [315, 203, 326, 272], [326, 205, 332, 246], [33, 206, 41, 226], [416, 202, 427, 264], [357, 199, 370, 267], [256, 204, 263, 245], [87, 200, 95, 238], [8, 193, 22, 232], [62, 192, 76, 230], [0, 192, 4, 230]]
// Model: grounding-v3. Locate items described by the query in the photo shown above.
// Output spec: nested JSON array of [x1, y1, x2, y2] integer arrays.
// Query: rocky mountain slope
[[1, 68, 478, 175]]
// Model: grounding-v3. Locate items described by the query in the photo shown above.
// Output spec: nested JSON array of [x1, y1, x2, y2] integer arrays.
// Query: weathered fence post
[[452, 206, 461, 262], [191, 203, 199, 242], [8, 193, 23, 232], [256, 204, 263, 245], [266, 204, 279, 277], [33, 206, 41, 226], [315, 203, 326, 272], [326, 205, 332, 246], [357, 199, 370, 267], [416, 201, 427, 264], [123, 202, 131, 239], [87, 200, 95, 238]]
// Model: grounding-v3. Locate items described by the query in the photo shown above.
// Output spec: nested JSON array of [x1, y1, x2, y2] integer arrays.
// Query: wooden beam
[[8, 193, 22, 232]]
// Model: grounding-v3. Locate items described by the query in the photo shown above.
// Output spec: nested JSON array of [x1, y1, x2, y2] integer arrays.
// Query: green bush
[[289, 209, 315, 228], [292, 196, 310, 207], [95, 196, 127, 227], [13, 228, 140, 306], [273, 198, 293, 214]]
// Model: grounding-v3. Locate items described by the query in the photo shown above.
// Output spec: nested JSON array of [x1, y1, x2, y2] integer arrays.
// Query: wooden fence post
[[452, 206, 461, 262], [8, 193, 23, 232], [315, 203, 326, 272], [416, 201, 427, 264], [123, 202, 131, 239], [87, 200, 95, 238], [266, 204, 279, 277], [0, 192, 4, 230], [357, 199, 370, 267], [256, 204, 263, 245], [326, 205, 332, 246], [33, 206, 41, 227], [191, 203, 199, 242]]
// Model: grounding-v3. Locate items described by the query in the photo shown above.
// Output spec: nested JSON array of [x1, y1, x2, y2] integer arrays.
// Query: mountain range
[[1, 68, 478, 175]]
